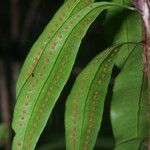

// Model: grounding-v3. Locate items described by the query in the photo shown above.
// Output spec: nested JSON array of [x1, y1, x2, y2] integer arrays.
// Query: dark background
[[0, 0, 123, 149]]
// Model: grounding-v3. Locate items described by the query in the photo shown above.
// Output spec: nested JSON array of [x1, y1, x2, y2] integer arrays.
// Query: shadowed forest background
[[0, 0, 129, 149]]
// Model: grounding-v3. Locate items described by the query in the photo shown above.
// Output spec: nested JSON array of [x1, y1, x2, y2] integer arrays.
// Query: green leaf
[[65, 44, 124, 150], [111, 44, 148, 149], [16, 0, 94, 96], [103, 0, 142, 46], [64, 0, 95, 14], [12, 2, 130, 150]]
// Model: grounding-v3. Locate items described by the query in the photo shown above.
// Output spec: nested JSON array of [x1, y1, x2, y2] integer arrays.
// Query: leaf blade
[[103, 0, 142, 46], [16, 0, 94, 97], [111, 44, 148, 149], [65, 45, 123, 150], [12, 2, 126, 150]]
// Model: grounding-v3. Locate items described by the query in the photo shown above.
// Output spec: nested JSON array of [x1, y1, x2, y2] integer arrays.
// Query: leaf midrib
[[79, 47, 119, 149], [16, 0, 89, 100]]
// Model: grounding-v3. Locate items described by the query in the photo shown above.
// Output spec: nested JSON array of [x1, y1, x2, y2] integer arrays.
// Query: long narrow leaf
[[12, 2, 129, 150], [16, 0, 94, 96], [111, 45, 148, 149], [65, 44, 127, 150]]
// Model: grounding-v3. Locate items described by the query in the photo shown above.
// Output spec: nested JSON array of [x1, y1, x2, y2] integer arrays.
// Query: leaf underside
[[65, 43, 139, 150], [12, 2, 125, 150]]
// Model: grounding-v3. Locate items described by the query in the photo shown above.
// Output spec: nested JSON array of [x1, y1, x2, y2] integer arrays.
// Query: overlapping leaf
[[103, 0, 142, 46], [16, 0, 94, 96], [12, 2, 131, 150], [65, 44, 130, 150], [111, 44, 148, 149]]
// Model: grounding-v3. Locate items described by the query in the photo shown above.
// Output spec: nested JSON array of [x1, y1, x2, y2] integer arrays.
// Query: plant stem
[[133, 0, 150, 148]]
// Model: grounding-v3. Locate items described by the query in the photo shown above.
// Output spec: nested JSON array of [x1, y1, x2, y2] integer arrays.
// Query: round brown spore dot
[[76, 15, 80, 18], [24, 102, 28, 106], [103, 67, 107, 72], [67, 48, 72, 52], [70, 138, 76, 143], [21, 110, 26, 114], [61, 61, 65, 66], [19, 123, 23, 127], [108, 58, 112, 63], [104, 63, 109, 67], [72, 127, 76, 131], [31, 64, 35, 68], [92, 106, 96, 110], [56, 75, 60, 79], [45, 98, 49, 102], [93, 95, 97, 99], [98, 80, 102, 84], [25, 144, 30, 148], [73, 114, 77, 118], [70, 20, 74, 24], [41, 104, 45, 108], [55, 23, 59, 27], [61, 12, 65, 16], [58, 35, 62, 39], [59, 68, 63, 73], [36, 116, 40, 121], [71, 132, 76, 136], [64, 26, 69, 30], [84, 146, 88, 150], [26, 95, 30, 99], [53, 80, 57, 85], [72, 120, 77, 125], [89, 123, 93, 128], [45, 58, 49, 63], [49, 86, 54, 90], [40, 108, 44, 113], [101, 74, 105, 78], [86, 135, 90, 140], [92, 101, 96, 105], [58, 17, 62, 21], [47, 35, 51, 39], [34, 58, 39, 62], [86, 0, 90, 2], [87, 129, 91, 133], [70, 144, 75, 150], [42, 66, 46, 71], [85, 141, 89, 145], [36, 51, 41, 55], [40, 45, 44, 50], [21, 116, 25, 120], [47, 91, 51, 96], [90, 112, 94, 117], [17, 142, 22, 147], [89, 118, 93, 122], [50, 30, 54, 33], [33, 123, 37, 127], [27, 136, 32, 141], [38, 72, 42, 77]]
